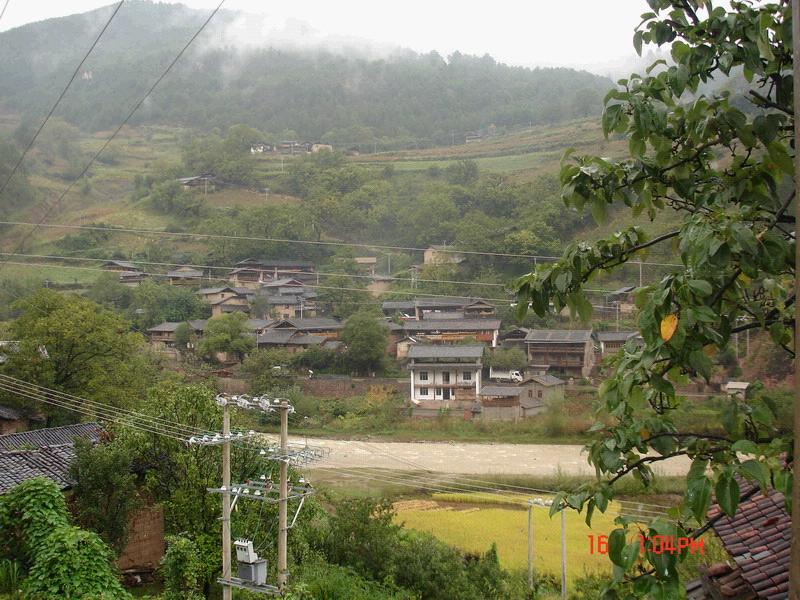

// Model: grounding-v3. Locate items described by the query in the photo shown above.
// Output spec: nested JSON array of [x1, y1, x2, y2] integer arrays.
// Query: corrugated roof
[[0, 445, 78, 494], [404, 319, 500, 332], [525, 329, 593, 343], [407, 345, 484, 359], [0, 423, 103, 451]]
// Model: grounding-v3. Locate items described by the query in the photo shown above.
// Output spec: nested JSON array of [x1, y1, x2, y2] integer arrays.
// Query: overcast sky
[[0, 1, 649, 75]]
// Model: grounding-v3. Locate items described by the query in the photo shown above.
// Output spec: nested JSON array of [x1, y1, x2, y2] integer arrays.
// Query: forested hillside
[[0, 1, 611, 145]]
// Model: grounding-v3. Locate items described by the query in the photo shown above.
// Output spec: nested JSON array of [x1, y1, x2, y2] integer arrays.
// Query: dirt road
[[294, 437, 692, 476]]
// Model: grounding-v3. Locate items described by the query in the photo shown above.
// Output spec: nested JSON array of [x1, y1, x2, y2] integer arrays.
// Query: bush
[[160, 535, 205, 600]]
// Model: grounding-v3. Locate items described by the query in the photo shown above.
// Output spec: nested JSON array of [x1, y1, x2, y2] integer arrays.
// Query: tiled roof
[[695, 480, 792, 599], [0, 405, 22, 420], [480, 385, 522, 397], [167, 268, 203, 278], [525, 329, 593, 343], [256, 330, 324, 346], [147, 322, 182, 333], [596, 331, 638, 343], [528, 374, 565, 386], [270, 318, 342, 330], [404, 319, 501, 332], [235, 258, 314, 268], [103, 260, 138, 270], [0, 422, 103, 450], [407, 345, 484, 359], [0, 445, 77, 494]]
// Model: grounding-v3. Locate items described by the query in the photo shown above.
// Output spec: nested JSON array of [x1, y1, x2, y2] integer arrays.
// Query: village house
[[210, 295, 250, 317], [146, 322, 184, 347], [498, 327, 531, 351], [423, 245, 465, 266], [250, 142, 275, 153], [260, 278, 318, 318], [524, 329, 597, 379], [723, 381, 750, 398], [197, 286, 253, 305], [167, 266, 204, 286], [595, 330, 641, 358], [477, 373, 565, 421], [354, 256, 378, 276], [310, 143, 333, 153], [118, 270, 149, 287], [102, 259, 139, 272], [0, 405, 25, 435], [228, 258, 315, 289], [407, 345, 484, 417], [402, 318, 501, 348], [177, 173, 219, 191], [255, 329, 325, 353], [263, 317, 343, 341], [381, 297, 496, 321], [605, 285, 638, 315]]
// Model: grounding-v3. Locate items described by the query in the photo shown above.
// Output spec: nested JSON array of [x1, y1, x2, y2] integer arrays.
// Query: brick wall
[[117, 504, 165, 573], [297, 376, 409, 398]]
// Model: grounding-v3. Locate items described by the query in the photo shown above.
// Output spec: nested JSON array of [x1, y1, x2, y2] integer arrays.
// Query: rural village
[[0, 1, 797, 599]]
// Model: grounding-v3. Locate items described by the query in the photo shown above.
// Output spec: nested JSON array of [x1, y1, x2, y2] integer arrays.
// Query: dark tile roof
[[407, 345, 484, 359], [404, 319, 501, 332], [525, 329, 594, 343], [596, 331, 639, 343], [147, 322, 182, 333], [527, 374, 565, 386], [0, 405, 22, 420], [707, 483, 791, 599], [167, 268, 203, 278], [188, 319, 208, 331], [256, 330, 324, 346], [270, 318, 342, 330], [480, 385, 522, 397], [0, 445, 77, 494], [0, 423, 103, 450], [103, 260, 138, 270], [382, 300, 415, 311], [235, 258, 315, 268]]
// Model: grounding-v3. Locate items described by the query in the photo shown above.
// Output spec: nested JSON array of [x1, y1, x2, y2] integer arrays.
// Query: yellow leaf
[[738, 273, 752, 284], [660, 314, 679, 341], [640, 428, 650, 439], [703, 344, 717, 357]]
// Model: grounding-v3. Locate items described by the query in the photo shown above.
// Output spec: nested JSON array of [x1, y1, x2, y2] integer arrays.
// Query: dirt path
[[291, 437, 692, 476]]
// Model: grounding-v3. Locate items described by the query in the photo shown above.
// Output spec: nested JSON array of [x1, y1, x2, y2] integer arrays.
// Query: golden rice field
[[394, 493, 618, 586]]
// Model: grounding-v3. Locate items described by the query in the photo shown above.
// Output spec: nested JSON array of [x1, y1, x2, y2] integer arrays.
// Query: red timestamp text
[[588, 534, 704, 555]]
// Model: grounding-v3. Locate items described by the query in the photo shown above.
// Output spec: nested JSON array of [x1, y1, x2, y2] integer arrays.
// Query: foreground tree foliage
[[516, 1, 795, 596]]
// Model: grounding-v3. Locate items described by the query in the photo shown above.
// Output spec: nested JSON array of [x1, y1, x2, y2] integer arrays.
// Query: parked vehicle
[[488, 368, 523, 382]]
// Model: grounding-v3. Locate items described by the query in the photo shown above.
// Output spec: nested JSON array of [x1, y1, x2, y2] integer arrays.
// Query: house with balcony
[[524, 329, 597, 378], [167, 266, 204, 286], [382, 297, 495, 321], [402, 318, 500, 348], [477, 373, 565, 421], [407, 345, 484, 417], [596, 330, 641, 358], [228, 259, 315, 289]]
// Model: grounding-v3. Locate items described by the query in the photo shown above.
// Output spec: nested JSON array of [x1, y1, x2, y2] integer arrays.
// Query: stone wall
[[297, 376, 409, 398]]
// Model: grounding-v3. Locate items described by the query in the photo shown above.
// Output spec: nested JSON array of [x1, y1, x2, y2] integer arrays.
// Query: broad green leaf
[[715, 472, 740, 517], [608, 528, 626, 566]]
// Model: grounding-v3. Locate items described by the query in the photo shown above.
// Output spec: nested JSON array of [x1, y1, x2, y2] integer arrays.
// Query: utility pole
[[638, 259, 643, 287], [222, 401, 232, 600], [791, 1, 800, 595], [560, 509, 567, 600], [527, 500, 534, 591], [277, 400, 289, 591]]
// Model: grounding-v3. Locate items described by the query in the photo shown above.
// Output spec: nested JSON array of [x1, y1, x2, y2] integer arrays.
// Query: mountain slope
[[0, 2, 612, 144]]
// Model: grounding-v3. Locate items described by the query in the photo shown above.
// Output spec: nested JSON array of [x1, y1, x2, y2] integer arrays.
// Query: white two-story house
[[407, 345, 483, 417]]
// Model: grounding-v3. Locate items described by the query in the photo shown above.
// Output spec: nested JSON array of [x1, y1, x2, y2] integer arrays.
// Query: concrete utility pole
[[527, 500, 534, 591], [277, 400, 290, 591], [560, 510, 567, 600], [791, 1, 800, 595], [222, 402, 232, 600]]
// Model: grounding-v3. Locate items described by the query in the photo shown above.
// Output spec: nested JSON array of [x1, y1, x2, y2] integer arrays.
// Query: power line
[[0, 0, 226, 279], [0, 2, 125, 198], [0, 220, 684, 267], [0, 0, 11, 24]]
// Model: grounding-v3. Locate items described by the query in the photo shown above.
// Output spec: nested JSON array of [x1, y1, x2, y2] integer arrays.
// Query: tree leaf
[[715, 471, 740, 517], [660, 314, 679, 341]]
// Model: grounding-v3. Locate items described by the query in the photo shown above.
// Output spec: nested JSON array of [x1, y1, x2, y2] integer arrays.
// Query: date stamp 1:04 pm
[[588, 534, 705, 555]]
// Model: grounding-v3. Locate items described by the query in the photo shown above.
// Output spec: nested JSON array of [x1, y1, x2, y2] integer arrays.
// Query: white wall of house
[[410, 365, 481, 402]]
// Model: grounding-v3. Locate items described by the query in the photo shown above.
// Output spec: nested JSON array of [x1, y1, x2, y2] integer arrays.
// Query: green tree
[[70, 438, 139, 552], [515, 1, 796, 596], [197, 312, 255, 362], [341, 312, 389, 375], [131, 281, 210, 329], [445, 159, 479, 185], [484, 348, 527, 371], [2, 289, 153, 421], [241, 348, 296, 394], [160, 535, 205, 600]]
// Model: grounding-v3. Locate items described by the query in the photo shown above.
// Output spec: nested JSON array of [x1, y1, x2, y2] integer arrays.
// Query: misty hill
[[0, 1, 612, 146]]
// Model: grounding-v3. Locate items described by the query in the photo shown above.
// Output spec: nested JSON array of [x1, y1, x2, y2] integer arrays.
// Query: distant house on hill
[[167, 266, 203, 286], [524, 329, 597, 378], [0, 405, 25, 435], [477, 373, 564, 421], [228, 258, 315, 288], [311, 143, 333, 153], [119, 270, 149, 287], [177, 173, 219, 191], [256, 329, 325, 353], [382, 297, 495, 321], [102, 259, 139, 273], [250, 143, 275, 153], [402, 318, 501, 348], [354, 256, 378, 276], [596, 330, 641, 357]]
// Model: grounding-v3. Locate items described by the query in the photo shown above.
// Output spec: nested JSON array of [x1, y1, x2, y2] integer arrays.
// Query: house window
[[435, 388, 442, 397], [442, 372, 451, 384], [419, 371, 429, 381], [528, 390, 533, 398], [462, 371, 472, 381], [420, 387, 429, 396], [537, 390, 543, 399]]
